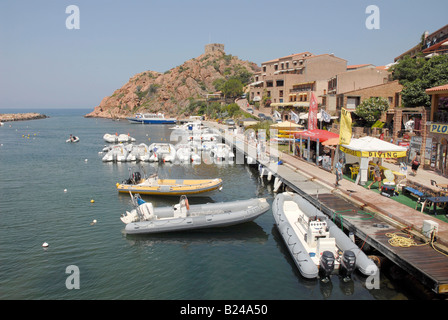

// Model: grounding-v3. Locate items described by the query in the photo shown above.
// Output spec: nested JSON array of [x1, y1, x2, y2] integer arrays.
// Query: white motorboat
[[273, 192, 378, 280], [126, 113, 176, 124], [209, 143, 234, 161], [175, 143, 201, 162], [102, 144, 129, 162], [103, 133, 136, 143], [66, 135, 80, 143], [170, 121, 204, 131], [126, 143, 151, 162], [148, 143, 176, 162], [121, 193, 270, 234]]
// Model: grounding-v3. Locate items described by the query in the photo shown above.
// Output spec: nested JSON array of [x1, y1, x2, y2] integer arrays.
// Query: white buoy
[[64, 189, 67, 193], [85, 159, 88, 162], [90, 219, 97, 225], [42, 242, 49, 248]]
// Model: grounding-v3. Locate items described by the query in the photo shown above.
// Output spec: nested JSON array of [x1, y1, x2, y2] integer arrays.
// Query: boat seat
[[139, 203, 155, 220], [316, 238, 336, 256]]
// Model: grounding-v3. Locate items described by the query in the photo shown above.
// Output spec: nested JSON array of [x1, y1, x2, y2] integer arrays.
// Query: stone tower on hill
[[205, 43, 225, 55]]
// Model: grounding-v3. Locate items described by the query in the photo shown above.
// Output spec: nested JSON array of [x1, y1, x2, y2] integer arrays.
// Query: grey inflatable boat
[[273, 192, 378, 279], [122, 193, 270, 234]]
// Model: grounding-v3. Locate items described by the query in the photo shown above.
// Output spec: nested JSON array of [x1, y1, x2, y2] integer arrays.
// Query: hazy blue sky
[[0, 0, 447, 109]]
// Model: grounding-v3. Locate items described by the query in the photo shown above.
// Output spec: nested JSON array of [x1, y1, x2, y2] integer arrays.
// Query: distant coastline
[[0, 112, 48, 122]]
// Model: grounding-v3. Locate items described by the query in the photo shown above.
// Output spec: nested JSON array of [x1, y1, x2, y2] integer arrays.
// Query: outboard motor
[[132, 171, 141, 183], [340, 250, 356, 280], [319, 251, 335, 280]]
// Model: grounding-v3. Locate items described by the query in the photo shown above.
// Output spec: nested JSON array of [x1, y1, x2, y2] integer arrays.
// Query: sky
[[0, 0, 447, 109]]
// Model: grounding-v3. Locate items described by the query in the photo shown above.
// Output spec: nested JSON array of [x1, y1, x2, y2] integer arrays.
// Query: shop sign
[[430, 124, 448, 134], [339, 146, 407, 158]]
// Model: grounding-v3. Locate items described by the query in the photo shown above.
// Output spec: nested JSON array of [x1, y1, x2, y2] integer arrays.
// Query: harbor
[[207, 121, 448, 295], [0, 108, 440, 301]]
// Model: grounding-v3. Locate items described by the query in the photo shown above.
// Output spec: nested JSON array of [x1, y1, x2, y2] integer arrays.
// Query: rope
[[386, 232, 427, 248]]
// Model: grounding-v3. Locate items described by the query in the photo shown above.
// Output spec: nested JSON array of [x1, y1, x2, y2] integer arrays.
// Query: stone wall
[[205, 43, 225, 55]]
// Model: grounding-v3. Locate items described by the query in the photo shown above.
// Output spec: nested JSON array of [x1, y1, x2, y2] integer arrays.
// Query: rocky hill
[[85, 44, 260, 119]]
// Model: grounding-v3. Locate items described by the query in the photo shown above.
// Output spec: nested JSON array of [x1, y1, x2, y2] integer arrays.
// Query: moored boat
[[273, 192, 378, 280], [116, 172, 223, 196], [148, 143, 176, 162], [103, 133, 136, 143], [121, 193, 270, 234], [126, 113, 176, 124]]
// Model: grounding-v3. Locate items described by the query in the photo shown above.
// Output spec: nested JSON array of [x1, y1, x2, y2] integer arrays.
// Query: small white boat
[[66, 135, 80, 143], [209, 143, 234, 161], [103, 133, 136, 143], [126, 143, 151, 162], [102, 144, 128, 162], [148, 143, 176, 162], [273, 192, 378, 280], [127, 113, 177, 124], [170, 121, 204, 131], [175, 143, 201, 162], [121, 193, 270, 234]]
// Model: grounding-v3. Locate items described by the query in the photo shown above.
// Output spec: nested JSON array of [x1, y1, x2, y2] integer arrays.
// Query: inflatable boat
[[273, 192, 378, 280], [121, 193, 270, 234]]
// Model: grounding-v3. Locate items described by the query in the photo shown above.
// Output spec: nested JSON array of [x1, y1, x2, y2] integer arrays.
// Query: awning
[[293, 129, 339, 142], [271, 102, 295, 107], [339, 136, 407, 158], [249, 81, 264, 86], [270, 121, 303, 129]]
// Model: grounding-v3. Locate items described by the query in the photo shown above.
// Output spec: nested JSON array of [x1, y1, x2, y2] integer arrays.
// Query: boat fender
[[185, 199, 190, 210]]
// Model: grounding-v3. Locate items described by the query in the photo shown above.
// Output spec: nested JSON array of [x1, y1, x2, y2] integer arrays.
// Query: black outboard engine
[[340, 250, 356, 280], [319, 251, 335, 280], [132, 171, 141, 183]]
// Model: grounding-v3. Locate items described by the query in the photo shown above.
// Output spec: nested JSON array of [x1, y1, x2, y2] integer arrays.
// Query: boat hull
[[273, 192, 378, 277], [117, 178, 223, 196], [124, 198, 269, 234], [127, 118, 176, 124]]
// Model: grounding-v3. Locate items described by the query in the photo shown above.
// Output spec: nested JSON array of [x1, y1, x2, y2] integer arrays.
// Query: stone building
[[205, 43, 225, 55], [247, 51, 347, 119]]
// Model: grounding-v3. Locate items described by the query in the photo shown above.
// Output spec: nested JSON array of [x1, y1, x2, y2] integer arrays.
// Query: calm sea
[[0, 108, 414, 300]]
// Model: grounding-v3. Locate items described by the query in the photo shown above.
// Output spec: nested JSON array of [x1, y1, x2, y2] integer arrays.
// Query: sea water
[[0, 108, 412, 300]]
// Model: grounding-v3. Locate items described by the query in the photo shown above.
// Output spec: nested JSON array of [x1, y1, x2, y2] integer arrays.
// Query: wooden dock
[[207, 122, 448, 295]]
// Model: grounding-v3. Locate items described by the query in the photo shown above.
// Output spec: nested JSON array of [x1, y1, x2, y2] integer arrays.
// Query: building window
[[276, 80, 284, 87], [279, 90, 283, 98]]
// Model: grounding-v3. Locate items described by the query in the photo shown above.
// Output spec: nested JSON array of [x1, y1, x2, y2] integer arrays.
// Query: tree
[[355, 97, 389, 125], [222, 78, 243, 99], [391, 54, 448, 108]]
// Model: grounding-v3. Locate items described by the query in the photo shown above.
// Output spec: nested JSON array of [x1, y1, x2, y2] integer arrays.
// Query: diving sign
[[430, 124, 448, 134], [339, 146, 406, 158]]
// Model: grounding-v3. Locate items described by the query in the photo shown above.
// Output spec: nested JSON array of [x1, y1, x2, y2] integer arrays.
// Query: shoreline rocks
[[0, 113, 48, 122]]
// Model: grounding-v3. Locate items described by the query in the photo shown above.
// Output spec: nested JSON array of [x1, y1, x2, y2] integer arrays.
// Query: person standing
[[411, 151, 421, 176], [335, 158, 343, 186], [368, 161, 382, 190]]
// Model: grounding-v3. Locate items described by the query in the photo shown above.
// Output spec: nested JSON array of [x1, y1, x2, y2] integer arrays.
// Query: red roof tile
[[426, 84, 448, 93]]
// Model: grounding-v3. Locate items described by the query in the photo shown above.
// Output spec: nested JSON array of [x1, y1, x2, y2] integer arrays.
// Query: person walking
[[335, 158, 343, 186], [368, 161, 382, 190], [411, 151, 421, 176]]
